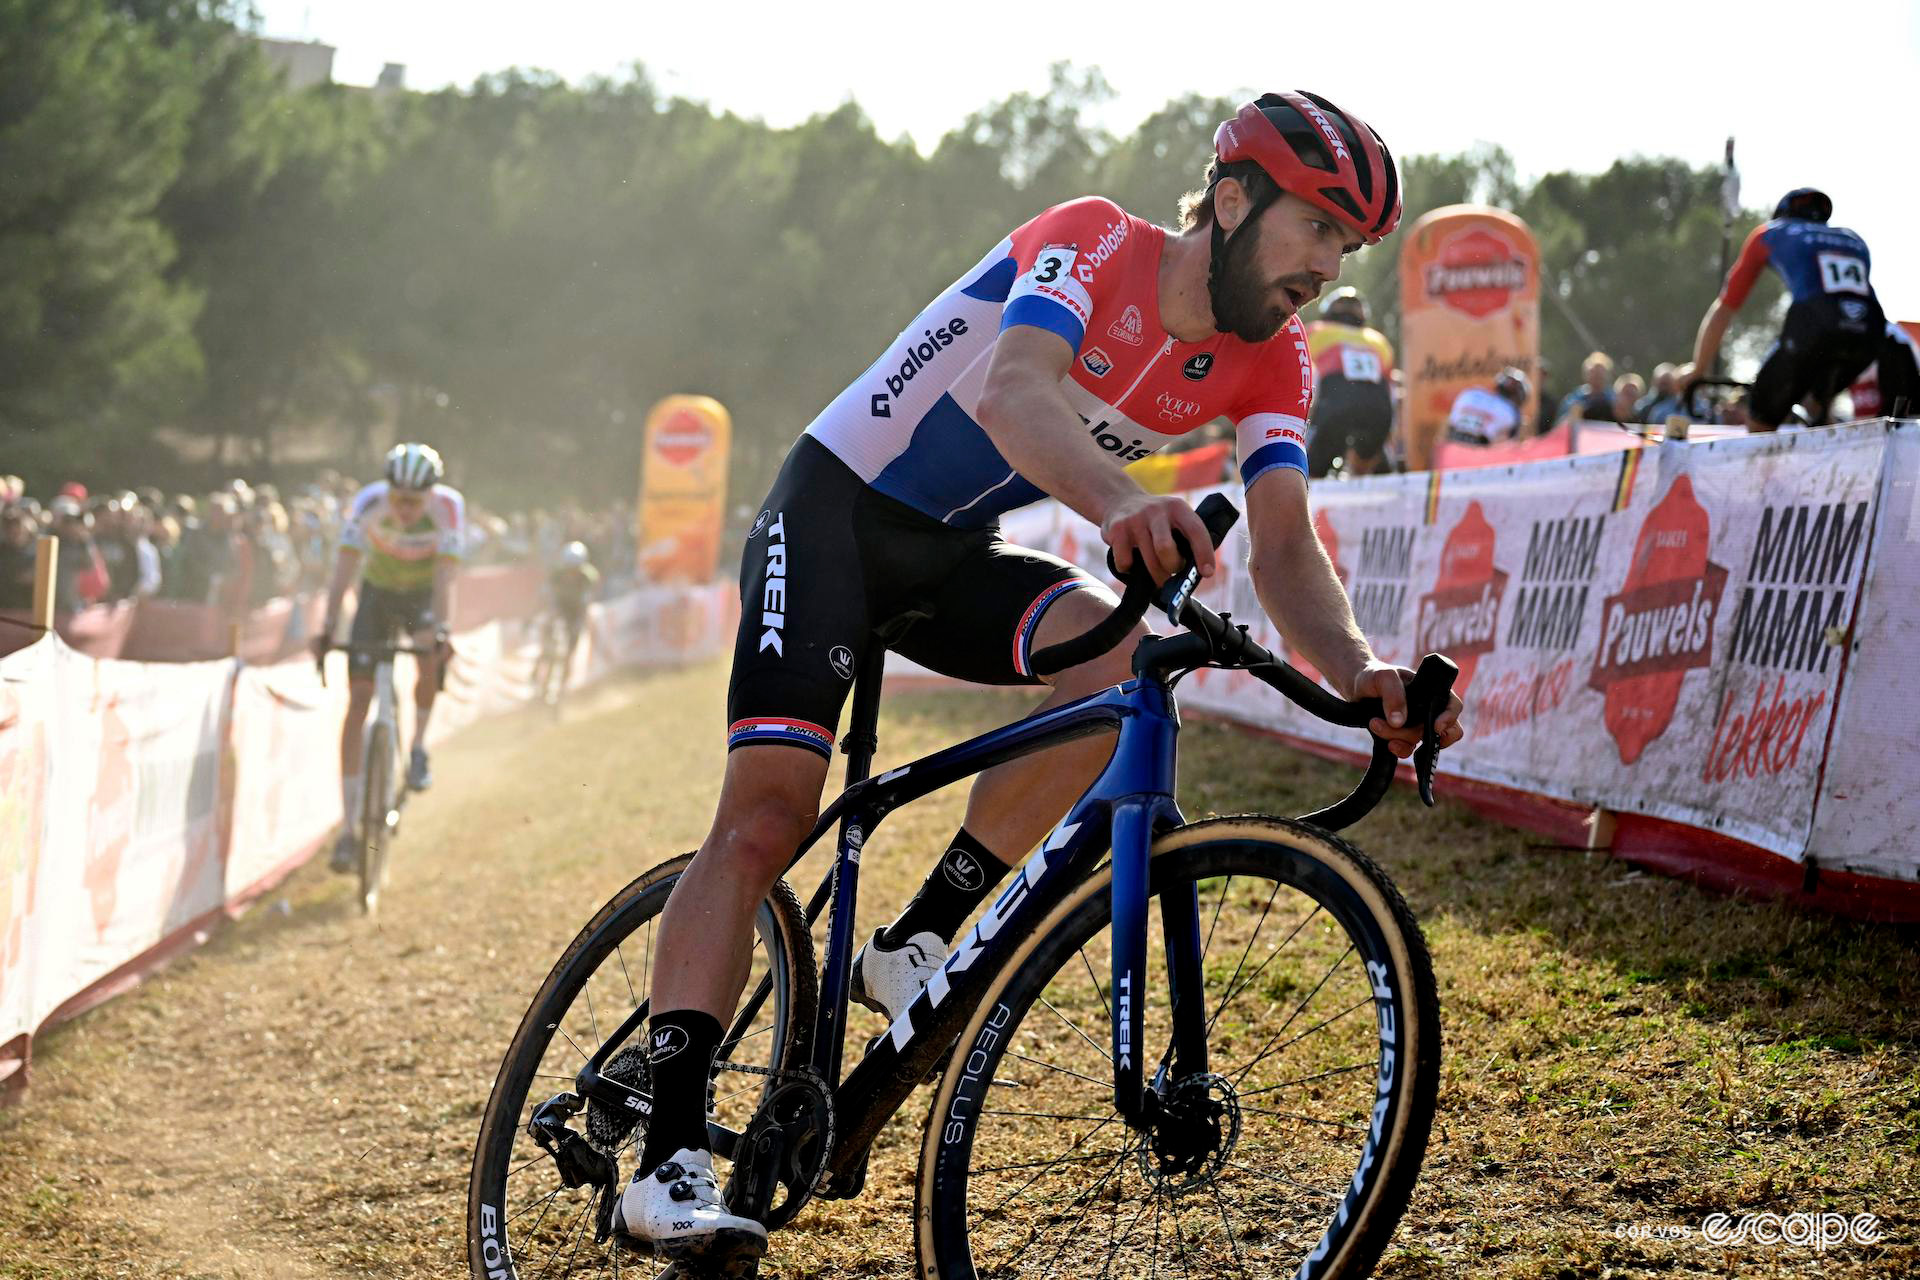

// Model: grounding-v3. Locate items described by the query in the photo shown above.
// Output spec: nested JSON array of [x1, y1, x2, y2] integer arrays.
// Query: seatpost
[[839, 636, 887, 787]]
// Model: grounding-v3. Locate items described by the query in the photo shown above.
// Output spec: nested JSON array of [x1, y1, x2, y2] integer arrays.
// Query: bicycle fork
[[1109, 796, 1207, 1126], [1103, 681, 1208, 1128]]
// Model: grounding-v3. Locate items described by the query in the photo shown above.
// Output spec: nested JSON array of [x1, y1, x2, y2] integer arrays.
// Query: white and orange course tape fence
[[0, 578, 738, 1103]]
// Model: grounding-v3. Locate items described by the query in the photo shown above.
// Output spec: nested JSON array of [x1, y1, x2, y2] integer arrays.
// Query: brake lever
[[1403, 654, 1459, 807]]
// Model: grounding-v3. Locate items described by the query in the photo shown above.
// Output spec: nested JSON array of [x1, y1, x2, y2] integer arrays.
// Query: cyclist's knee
[[701, 748, 827, 878], [1032, 589, 1144, 692]]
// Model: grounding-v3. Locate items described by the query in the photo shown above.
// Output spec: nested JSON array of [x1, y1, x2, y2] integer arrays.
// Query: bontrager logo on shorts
[[760, 515, 788, 655]]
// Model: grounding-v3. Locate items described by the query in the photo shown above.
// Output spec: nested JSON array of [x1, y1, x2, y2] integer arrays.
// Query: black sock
[[637, 1009, 723, 1173], [880, 828, 1011, 947]]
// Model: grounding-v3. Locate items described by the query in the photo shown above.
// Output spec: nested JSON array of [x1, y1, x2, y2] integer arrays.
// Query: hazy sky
[[256, 0, 1920, 319]]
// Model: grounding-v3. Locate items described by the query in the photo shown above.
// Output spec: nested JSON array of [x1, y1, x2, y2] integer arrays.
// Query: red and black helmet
[[1213, 91, 1401, 244]]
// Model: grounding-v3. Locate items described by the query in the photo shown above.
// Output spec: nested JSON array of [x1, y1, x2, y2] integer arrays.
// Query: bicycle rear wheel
[[467, 854, 816, 1279], [916, 816, 1440, 1280], [358, 722, 394, 916]]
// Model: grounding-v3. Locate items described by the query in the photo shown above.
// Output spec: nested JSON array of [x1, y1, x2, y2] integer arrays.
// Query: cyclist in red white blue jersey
[[615, 91, 1464, 1270], [1684, 187, 1886, 430]]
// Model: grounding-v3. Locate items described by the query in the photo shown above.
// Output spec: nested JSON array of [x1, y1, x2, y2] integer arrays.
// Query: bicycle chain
[[710, 1060, 838, 1196]]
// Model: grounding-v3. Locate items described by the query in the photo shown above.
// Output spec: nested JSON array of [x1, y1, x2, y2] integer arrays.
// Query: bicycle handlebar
[[1026, 493, 1240, 676], [313, 639, 448, 688], [1025, 492, 1458, 829]]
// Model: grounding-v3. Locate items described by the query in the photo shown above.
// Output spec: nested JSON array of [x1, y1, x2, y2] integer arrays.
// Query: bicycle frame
[[575, 646, 1205, 1187]]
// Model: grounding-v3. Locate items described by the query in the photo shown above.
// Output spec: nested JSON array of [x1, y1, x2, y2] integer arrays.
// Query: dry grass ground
[[1, 660, 1915, 1279]]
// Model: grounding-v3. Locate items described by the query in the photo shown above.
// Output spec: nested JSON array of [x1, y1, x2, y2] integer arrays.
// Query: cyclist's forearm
[[432, 558, 459, 630], [1250, 516, 1374, 700], [322, 548, 361, 632], [1691, 299, 1733, 373], [976, 381, 1141, 526]]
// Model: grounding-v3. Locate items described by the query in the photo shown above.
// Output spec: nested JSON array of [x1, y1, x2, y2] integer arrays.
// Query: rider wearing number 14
[[617, 91, 1466, 1268], [1682, 187, 1889, 430]]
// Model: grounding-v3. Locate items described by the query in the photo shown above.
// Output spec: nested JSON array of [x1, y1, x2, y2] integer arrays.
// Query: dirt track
[[2, 661, 1917, 1279]]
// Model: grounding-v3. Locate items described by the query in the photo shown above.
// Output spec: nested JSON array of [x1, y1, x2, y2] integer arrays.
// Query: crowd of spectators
[[0, 472, 636, 617], [1543, 350, 1751, 433]]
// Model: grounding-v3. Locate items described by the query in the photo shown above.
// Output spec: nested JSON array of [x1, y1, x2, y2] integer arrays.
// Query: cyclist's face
[[389, 489, 428, 519], [1214, 188, 1359, 342]]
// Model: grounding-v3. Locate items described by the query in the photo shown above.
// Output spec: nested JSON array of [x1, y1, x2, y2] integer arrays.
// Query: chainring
[[721, 1065, 835, 1231]]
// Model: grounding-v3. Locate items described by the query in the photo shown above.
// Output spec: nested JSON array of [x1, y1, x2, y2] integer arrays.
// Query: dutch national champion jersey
[[1722, 219, 1876, 310], [803, 197, 1315, 528], [341, 481, 466, 592]]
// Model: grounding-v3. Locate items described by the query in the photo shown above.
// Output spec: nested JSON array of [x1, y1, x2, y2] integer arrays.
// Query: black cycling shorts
[[1751, 295, 1885, 426], [727, 436, 1102, 758], [347, 583, 434, 677], [1305, 376, 1394, 476]]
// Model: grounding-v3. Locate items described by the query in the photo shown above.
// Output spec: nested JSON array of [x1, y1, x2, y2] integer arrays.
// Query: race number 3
[[1818, 253, 1869, 296], [1032, 247, 1079, 286]]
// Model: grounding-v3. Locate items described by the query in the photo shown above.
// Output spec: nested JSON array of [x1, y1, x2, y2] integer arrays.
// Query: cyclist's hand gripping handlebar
[[1027, 492, 1241, 678], [1027, 492, 1458, 829]]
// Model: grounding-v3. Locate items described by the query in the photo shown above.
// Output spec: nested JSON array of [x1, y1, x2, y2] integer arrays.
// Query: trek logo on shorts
[[759, 514, 788, 655]]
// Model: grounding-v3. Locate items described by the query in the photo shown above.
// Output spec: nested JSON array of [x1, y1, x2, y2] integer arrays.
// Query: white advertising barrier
[[1, 580, 738, 1101], [1809, 427, 1920, 879], [0, 640, 234, 1079], [992, 422, 1906, 875]]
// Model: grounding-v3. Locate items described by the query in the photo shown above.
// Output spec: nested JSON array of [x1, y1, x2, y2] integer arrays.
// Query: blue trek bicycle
[[468, 495, 1457, 1279]]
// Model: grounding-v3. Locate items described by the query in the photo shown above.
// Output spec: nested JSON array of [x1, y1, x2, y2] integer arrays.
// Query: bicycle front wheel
[[467, 854, 816, 1280], [917, 816, 1439, 1280], [358, 722, 394, 915]]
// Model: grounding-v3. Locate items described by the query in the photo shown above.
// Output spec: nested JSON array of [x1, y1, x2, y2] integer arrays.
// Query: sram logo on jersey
[[870, 317, 971, 418]]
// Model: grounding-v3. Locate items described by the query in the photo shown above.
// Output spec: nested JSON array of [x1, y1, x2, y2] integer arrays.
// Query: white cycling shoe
[[611, 1148, 767, 1274], [850, 928, 947, 1023]]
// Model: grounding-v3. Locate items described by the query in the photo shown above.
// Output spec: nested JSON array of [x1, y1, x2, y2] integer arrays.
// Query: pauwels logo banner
[[1006, 423, 1899, 866], [1416, 501, 1507, 690], [637, 395, 732, 584], [1587, 475, 1729, 765], [1398, 206, 1542, 472]]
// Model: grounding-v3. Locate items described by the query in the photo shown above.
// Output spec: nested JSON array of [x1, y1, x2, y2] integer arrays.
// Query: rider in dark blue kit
[[1682, 188, 1886, 430]]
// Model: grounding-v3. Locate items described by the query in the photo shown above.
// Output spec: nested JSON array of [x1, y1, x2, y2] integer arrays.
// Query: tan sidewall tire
[[914, 816, 1437, 1280]]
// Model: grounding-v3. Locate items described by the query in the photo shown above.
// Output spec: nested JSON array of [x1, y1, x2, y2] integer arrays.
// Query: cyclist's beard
[[1212, 218, 1312, 344]]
